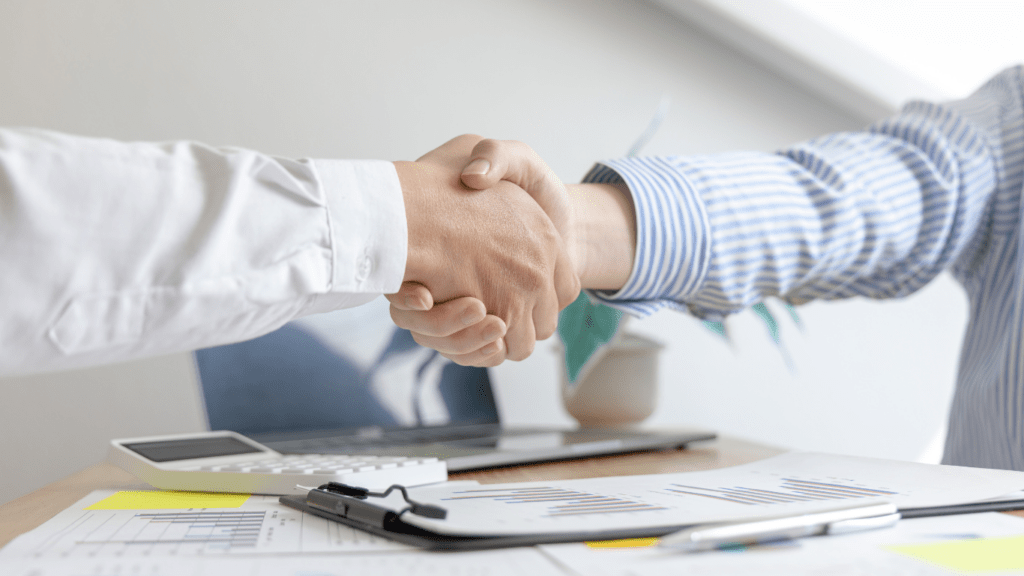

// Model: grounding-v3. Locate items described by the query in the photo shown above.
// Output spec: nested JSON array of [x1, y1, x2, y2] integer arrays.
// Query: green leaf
[[558, 293, 623, 384]]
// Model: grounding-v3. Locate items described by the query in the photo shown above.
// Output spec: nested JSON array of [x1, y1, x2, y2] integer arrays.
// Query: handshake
[[387, 135, 636, 367]]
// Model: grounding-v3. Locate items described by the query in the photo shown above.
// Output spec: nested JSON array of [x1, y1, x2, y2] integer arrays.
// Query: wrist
[[394, 160, 440, 283], [566, 183, 636, 291]]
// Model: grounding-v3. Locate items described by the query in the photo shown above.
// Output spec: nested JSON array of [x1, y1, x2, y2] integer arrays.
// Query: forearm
[[579, 66, 1024, 320], [0, 128, 404, 375]]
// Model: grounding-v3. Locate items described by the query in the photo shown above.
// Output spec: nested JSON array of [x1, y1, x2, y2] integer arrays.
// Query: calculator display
[[122, 436, 264, 462]]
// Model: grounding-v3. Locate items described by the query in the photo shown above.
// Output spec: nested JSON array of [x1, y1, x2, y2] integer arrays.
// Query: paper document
[[3, 547, 565, 576], [0, 489, 410, 560], [398, 452, 1024, 536], [539, 512, 1024, 576]]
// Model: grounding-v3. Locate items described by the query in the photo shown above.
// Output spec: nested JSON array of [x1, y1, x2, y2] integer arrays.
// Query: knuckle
[[509, 140, 533, 155], [447, 339, 478, 355], [441, 352, 470, 366], [479, 355, 504, 368], [476, 345, 506, 367], [508, 339, 534, 362], [536, 321, 556, 341], [470, 139, 500, 160]]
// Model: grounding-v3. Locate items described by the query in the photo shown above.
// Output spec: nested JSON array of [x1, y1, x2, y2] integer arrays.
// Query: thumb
[[460, 139, 570, 236], [384, 281, 434, 311]]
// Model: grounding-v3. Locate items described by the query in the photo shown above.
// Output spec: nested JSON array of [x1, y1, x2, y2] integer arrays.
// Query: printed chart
[[666, 477, 900, 506], [441, 476, 901, 518], [74, 510, 267, 553], [443, 487, 668, 517], [0, 491, 408, 560], [404, 452, 1024, 537]]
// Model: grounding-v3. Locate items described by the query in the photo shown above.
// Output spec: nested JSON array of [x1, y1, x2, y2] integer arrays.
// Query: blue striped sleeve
[[581, 70, 1012, 321], [580, 159, 710, 317]]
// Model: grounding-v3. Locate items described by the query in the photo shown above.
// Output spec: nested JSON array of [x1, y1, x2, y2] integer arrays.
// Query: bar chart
[[666, 477, 899, 506], [444, 486, 668, 517]]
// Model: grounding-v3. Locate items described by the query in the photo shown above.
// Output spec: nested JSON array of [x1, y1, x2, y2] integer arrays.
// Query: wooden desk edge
[[5, 436, 1019, 550], [0, 436, 778, 548]]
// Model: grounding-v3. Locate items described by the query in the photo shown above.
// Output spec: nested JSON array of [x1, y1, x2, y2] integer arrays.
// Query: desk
[[0, 436, 780, 548], [6, 436, 1022, 553]]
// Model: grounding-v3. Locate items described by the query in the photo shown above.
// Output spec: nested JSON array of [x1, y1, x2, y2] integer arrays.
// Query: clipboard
[[278, 482, 693, 551], [279, 482, 1024, 551]]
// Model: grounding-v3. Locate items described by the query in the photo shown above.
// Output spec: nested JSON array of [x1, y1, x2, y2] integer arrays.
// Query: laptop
[[194, 297, 714, 471]]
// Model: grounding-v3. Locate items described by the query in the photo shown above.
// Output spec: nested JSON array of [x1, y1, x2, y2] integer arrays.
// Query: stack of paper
[[397, 452, 1024, 537], [4, 452, 1024, 575]]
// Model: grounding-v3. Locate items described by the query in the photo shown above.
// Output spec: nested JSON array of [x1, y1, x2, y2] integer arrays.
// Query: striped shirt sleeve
[[582, 68, 1021, 321]]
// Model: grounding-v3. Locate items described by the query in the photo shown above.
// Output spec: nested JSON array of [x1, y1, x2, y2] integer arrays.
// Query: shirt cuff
[[311, 159, 407, 296], [580, 158, 712, 317]]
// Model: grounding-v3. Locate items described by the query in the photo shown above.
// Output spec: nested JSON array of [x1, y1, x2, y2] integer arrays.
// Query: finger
[[460, 140, 569, 230], [384, 282, 434, 311], [532, 285, 560, 342], [410, 315, 507, 355], [553, 245, 582, 310], [502, 310, 537, 362], [390, 297, 487, 337], [460, 139, 541, 190], [442, 338, 507, 368]]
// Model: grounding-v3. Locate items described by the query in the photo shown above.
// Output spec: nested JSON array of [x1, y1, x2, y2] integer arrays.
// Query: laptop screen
[[195, 297, 500, 436]]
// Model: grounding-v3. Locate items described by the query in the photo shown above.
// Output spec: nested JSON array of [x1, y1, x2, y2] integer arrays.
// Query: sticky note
[[886, 535, 1024, 572], [586, 538, 658, 549], [86, 490, 250, 510]]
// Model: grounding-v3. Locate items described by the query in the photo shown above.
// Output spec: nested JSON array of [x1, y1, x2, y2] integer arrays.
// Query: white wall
[[780, 0, 1024, 100], [0, 0, 967, 505]]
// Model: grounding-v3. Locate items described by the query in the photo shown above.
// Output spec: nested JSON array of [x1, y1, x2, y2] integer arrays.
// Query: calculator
[[108, 430, 448, 495]]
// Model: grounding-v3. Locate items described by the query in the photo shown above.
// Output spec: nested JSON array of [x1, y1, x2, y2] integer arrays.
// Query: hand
[[390, 139, 637, 366], [389, 135, 580, 364], [390, 138, 578, 366]]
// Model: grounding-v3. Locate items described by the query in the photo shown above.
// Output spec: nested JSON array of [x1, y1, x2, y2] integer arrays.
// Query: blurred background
[[1, 0, 1021, 505]]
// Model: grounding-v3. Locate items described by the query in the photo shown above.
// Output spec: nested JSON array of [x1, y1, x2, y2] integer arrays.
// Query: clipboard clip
[[300, 482, 447, 528]]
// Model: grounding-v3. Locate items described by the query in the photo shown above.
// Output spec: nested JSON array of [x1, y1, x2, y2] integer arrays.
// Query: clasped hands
[[390, 135, 636, 366]]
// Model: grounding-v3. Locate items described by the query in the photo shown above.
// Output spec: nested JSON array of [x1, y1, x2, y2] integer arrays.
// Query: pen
[[659, 502, 900, 552]]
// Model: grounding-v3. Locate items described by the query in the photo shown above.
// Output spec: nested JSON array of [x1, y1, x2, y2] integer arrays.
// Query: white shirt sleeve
[[0, 127, 407, 376]]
